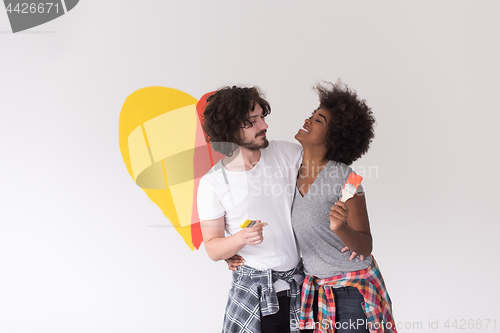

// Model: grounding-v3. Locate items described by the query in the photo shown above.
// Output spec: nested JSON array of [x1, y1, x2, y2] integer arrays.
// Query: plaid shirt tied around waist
[[223, 261, 304, 333], [299, 258, 397, 333]]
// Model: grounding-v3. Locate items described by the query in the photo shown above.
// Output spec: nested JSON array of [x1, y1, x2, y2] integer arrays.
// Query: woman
[[292, 81, 396, 333], [227, 81, 396, 333]]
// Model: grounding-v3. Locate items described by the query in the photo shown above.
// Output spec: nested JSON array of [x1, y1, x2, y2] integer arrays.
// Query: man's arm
[[201, 216, 264, 261]]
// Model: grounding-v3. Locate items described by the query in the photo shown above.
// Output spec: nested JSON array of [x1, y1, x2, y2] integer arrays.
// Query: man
[[197, 86, 303, 333]]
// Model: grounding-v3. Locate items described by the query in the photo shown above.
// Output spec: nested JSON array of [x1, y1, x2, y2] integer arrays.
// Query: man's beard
[[239, 131, 269, 150]]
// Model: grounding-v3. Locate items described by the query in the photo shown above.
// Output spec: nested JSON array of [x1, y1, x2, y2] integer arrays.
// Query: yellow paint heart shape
[[119, 87, 222, 250]]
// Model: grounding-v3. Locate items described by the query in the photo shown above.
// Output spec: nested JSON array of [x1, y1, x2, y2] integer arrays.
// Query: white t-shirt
[[197, 140, 303, 291]]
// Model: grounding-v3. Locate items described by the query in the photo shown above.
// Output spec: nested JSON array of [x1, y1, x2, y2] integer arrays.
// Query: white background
[[1, 1, 499, 332]]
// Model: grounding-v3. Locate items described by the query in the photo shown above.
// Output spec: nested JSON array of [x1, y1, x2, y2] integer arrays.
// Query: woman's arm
[[225, 254, 246, 271], [329, 193, 372, 257]]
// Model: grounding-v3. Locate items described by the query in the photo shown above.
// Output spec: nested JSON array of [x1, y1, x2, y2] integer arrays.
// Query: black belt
[[276, 289, 290, 297]]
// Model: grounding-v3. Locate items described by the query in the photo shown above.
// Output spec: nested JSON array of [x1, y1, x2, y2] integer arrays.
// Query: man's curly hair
[[316, 81, 375, 165], [202, 86, 271, 156]]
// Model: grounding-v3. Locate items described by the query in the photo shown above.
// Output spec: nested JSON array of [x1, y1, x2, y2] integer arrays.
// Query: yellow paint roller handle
[[240, 219, 268, 228]]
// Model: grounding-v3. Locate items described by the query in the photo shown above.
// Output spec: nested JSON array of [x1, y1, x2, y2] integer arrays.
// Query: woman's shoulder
[[325, 160, 352, 176], [323, 160, 364, 193]]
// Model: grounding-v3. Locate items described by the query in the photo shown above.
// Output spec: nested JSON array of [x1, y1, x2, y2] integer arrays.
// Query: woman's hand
[[329, 201, 349, 232], [329, 193, 373, 258], [341, 246, 365, 261], [225, 254, 245, 271]]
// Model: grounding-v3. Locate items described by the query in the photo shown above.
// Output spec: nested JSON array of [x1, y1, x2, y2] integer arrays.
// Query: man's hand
[[329, 201, 349, 232], [225, 254, 245, 271], [341, 246, 365, 261], [239, 221, 264, 245]]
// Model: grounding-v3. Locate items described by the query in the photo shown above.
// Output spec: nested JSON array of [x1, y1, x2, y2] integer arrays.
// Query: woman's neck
[[301, 146, 328, 168], [298, 146, 329, 180]]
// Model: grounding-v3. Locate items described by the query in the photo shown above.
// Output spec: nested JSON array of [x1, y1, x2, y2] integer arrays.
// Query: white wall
[[1, 1, 499, 332]]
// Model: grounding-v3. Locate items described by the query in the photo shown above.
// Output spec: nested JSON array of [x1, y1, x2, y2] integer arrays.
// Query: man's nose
[[258, 117, 268, 130]]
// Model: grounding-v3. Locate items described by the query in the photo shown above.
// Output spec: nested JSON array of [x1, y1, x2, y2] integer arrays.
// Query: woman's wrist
[[331, 221, 347, 234]]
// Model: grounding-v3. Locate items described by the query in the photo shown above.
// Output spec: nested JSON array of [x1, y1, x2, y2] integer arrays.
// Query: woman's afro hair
[[316, 81, 375, 165]]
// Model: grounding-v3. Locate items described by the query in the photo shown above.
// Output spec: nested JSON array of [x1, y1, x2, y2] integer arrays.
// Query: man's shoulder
[[199, 160, 225, 185], [267, 140, 301, 150], [265, 140, 302, 157]]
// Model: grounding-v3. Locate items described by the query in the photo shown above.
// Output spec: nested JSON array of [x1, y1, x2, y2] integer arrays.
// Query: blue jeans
[[301, 286, 369, 333]]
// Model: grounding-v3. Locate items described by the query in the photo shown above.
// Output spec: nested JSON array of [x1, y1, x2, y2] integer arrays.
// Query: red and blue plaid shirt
[[299, 257, 397, 333]]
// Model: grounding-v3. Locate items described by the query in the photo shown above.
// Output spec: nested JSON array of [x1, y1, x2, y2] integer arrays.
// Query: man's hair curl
[[202, 86, 270, 156]]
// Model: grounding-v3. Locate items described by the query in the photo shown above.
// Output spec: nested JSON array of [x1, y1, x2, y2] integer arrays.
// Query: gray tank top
[[291, 160, 372, 279]]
